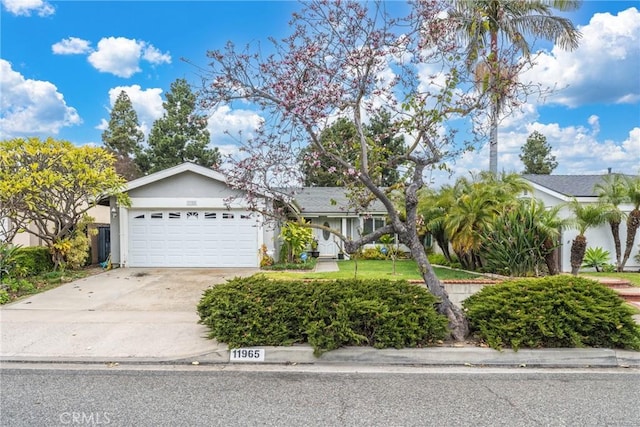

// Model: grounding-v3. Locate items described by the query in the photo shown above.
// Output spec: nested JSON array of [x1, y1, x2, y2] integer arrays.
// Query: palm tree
[[453, 0, 581, 174], [534, 203, 569, 275], [443, 172, 530, 270], [566, 199, 607, 275], [621, 176, 640, 270], [594, 174, 628, 271], [418, 188, 453, 263]]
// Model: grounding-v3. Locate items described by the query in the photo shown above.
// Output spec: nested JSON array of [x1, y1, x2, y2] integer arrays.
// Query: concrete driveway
[[0, 268, 257, 362]]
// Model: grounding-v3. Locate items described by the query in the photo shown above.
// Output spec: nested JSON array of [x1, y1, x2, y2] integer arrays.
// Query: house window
[[363, 217, 385, 242], [322, 222, 331, 241], [150, 212, 163, 219], [186, 212, 199, 220], [363, 217, 385, 235], [168, 212, 181, 219], [204, 212, 217, 219]]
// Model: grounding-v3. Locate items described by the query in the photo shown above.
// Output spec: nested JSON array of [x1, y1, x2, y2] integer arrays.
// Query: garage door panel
[[127, 209, 258, 267]]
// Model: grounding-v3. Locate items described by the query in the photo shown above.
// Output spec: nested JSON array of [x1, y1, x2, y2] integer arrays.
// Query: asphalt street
[[1, 364, 639, 427]]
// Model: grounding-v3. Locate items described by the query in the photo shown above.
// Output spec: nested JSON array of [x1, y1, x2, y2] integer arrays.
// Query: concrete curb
[[3, 346, 639, 368]]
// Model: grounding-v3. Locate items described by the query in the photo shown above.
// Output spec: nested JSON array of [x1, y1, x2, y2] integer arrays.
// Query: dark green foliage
[[463, 276, 640, 351], [0, 243, 25, 279], [16, 247, 54, 276], [139, 78, 220, 174], [428, 253, 461, 269], [480, 200, 551, 276], [198, 275, 448, 355], [519, 131, 557, 174], [300, 111, 405, 187]]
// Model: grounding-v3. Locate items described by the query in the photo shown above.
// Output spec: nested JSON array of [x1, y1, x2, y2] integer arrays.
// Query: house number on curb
[[229, 348, 265, 362]]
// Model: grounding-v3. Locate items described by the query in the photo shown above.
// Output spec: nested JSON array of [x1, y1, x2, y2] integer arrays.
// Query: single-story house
[[289, 187, 388, 258], [104, 163, 396, 268], [522, 174, 640, 273], [104, 163, 274, 268]]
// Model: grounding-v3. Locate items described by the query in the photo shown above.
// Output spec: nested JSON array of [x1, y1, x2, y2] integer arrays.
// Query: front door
[[313, 217, 341, 258]]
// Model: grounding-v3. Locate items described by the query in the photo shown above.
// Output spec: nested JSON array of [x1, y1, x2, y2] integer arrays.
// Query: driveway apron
[[0, 268, 257, 361]]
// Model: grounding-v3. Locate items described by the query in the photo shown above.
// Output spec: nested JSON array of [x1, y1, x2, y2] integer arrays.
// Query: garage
[[127, 209, 258, 267], [106, 163, 271, 269]]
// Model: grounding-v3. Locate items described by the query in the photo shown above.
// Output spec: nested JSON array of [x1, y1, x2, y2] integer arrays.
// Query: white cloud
[[102, 85, 165, 136], [427, 116, 639, 188], [86, 37, 171, 78], [142, 43, 172, 64], [0, 59, 81, 138], [51, 37, 92, 55], [207, 105, 264, 142], [522, 7, 640, 107], [1, 0, 54, 16]]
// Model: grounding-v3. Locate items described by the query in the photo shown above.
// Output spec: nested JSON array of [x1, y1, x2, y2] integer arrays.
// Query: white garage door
[[127, 209, 258, 267]]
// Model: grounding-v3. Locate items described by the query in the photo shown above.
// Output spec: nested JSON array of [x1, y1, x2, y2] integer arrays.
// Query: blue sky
[[1, 1, 639, 184]]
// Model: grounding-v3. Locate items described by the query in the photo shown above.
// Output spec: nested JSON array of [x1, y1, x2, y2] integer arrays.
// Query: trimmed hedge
[[197, 275, 448, 355], [17, 247, 54, 276], [463, 276, 640, 351]]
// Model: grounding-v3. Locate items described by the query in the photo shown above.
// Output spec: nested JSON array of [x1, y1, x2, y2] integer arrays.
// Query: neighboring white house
[[105, 162, 275, 268], [522, 174, 640, 273]]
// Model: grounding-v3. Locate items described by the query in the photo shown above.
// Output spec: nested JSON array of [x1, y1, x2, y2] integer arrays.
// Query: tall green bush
[[198, 276, 448, 355], [16, 246, 54, 275], [480, 200, 551, 276], [279, 221, 313, 263], [463, 276, 640, 351]]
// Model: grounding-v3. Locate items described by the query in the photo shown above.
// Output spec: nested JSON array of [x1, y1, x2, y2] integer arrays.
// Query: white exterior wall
[[528, 186, 640, 273]]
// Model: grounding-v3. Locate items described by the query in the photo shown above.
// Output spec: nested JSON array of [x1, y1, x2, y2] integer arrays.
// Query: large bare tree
[[199, 0, 501, 339]]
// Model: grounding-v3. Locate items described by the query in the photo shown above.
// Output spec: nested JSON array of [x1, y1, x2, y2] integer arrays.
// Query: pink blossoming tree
[[200, 0, 502, 339]]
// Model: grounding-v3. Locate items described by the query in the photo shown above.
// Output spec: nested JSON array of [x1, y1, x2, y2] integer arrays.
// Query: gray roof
[[291, 187, 387, 215], [522, 174, 636, 197]]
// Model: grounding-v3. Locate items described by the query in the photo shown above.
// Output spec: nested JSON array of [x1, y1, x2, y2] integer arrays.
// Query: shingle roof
[[522, 174, 636, 197], [290, 187, 387, 215]]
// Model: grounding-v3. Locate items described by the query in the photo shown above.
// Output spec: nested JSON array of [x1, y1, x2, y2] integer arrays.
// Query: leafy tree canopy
[[101, 90, 145, 180], [139, 78, 220, 174], [0, 137, 128, 266], [301, 111, 406, 187], [520, 131, 558, 174]]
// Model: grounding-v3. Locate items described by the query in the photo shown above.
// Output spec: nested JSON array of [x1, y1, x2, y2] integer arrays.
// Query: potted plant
[[310, 238, 320, 258]]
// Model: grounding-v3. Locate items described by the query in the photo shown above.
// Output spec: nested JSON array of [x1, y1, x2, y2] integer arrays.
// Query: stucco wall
[[529, 189, 640, 273], [128, 171, 242, 199]]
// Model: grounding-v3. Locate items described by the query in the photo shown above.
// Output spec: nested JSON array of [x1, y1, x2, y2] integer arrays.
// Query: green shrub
[[428, 253, 449, 265], [360, 247, 387, 260], [198, 275, 448, 355], [262, 258, 316, 271], [3, 278, 35, 293], [15, 247, 54, 276], [1, 243, 26, 279], [463, 276, 640, 351], [582, 247, 611, 272], [0, 289, 9, 304]]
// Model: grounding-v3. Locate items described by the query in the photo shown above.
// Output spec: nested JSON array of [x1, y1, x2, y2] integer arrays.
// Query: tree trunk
[[489, 102, 498, 175], [570, 235, 587, 276], [407, 234, 468, 341], [608, 221, 622, 272], [620, 210, 640, 271], [543, 238, 559, 275]]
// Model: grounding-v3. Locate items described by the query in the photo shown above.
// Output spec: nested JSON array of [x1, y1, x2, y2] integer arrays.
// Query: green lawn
[[580, 272, 640, 287], [262, 259, 483, 281]]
